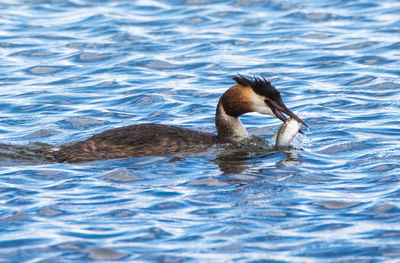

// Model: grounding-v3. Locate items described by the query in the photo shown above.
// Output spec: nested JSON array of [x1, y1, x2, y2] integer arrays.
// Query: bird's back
[[54, 123, 218, 163]]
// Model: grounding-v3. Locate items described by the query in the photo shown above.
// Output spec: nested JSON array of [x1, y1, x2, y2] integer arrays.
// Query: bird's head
[[219, 75, 307, 127]]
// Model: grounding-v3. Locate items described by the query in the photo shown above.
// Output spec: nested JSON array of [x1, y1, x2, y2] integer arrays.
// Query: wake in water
[[0, 143, 56, 166]]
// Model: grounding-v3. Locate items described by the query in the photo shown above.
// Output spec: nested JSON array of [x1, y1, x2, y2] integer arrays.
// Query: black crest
[[233, 74, 281, 102]]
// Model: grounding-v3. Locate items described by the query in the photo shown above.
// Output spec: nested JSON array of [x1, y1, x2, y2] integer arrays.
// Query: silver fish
[[274, 117, 302, 148]]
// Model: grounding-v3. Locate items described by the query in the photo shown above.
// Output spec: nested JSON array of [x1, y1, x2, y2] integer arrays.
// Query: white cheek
[[250, 94, 275, 116]]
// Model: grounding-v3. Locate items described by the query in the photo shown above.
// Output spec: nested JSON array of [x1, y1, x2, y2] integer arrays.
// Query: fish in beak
[[265, 98, 308, 134]]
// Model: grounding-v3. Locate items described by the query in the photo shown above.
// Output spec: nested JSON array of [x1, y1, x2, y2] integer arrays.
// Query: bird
[[54, 75, 307, 163]]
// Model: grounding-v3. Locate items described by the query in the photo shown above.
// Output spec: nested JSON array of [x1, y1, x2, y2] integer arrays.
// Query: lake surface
[[1, 0, 400, 262]]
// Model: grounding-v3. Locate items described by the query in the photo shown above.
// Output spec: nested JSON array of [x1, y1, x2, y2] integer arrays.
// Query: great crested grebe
[[54, 75, 307, 163]]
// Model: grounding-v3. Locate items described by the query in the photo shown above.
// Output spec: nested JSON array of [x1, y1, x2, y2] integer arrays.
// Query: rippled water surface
[[1, 0, 400, 262]]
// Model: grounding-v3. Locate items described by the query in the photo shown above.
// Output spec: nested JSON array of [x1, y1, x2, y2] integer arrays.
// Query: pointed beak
[[269, 100, 308, 128]]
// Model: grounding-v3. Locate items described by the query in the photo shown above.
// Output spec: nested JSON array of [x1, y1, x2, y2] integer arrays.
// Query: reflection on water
[[1, 0, 400, 262]]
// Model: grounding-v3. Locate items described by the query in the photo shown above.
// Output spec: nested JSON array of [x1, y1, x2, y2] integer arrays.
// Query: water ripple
[[0, 0, 399, 262]]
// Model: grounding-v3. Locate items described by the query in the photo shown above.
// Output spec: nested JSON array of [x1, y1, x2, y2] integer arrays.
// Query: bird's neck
[[215, 101, 248, 142]]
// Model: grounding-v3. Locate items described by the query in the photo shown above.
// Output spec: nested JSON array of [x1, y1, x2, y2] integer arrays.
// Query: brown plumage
[[54, 124, 218, 163]]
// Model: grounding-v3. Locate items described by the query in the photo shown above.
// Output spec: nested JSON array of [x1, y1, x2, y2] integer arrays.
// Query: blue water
[[1, 0, 400, 262]]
